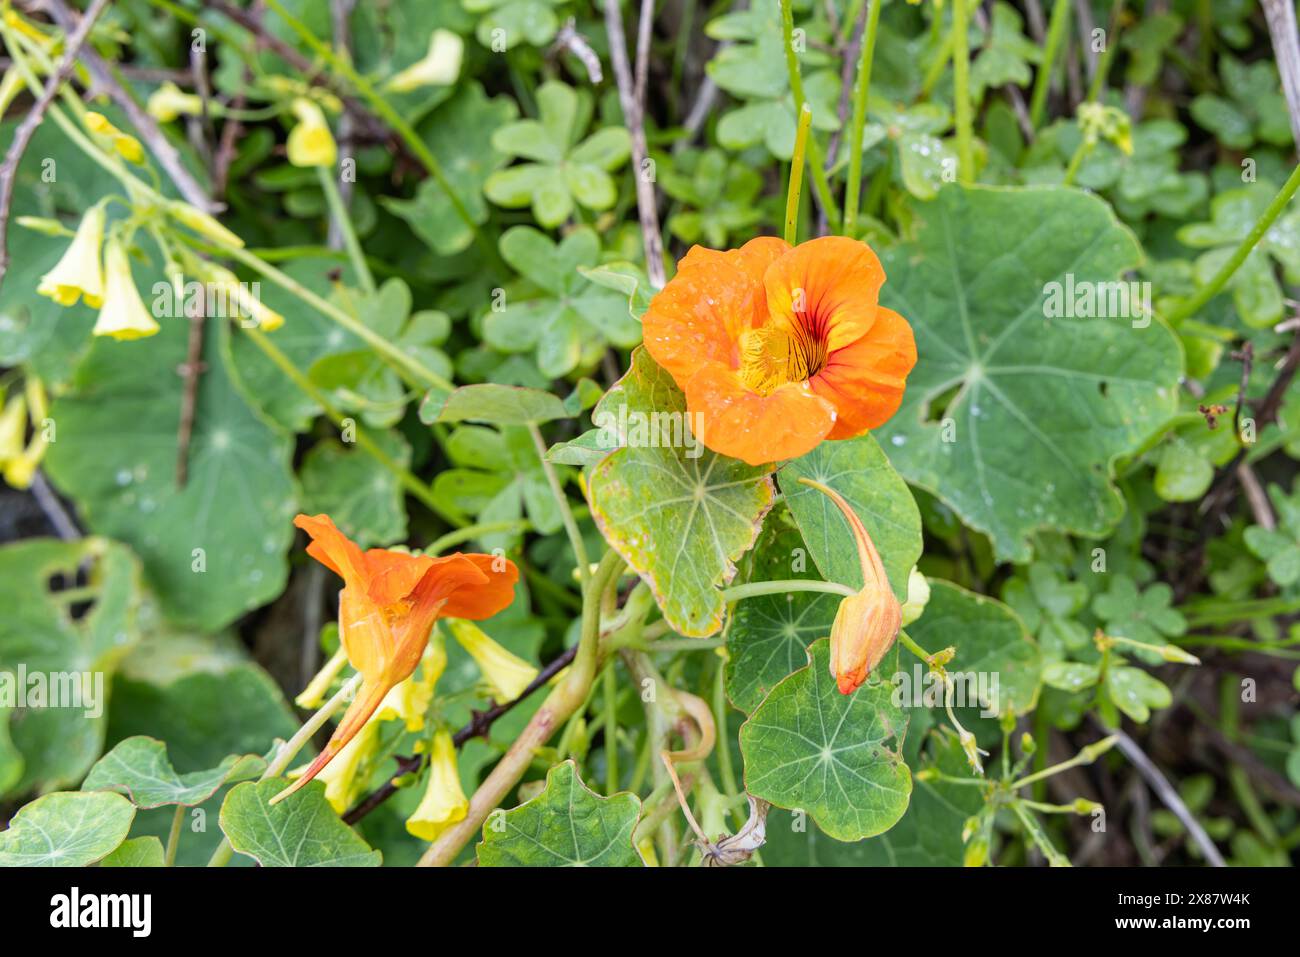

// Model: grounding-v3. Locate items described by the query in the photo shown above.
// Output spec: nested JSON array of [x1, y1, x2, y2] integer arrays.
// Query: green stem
[[712, 654, 739, 801], [208, 673, 362, 866], [1030, 0, 1071, 128], [1061, 137, 1091, 187], [604, 661, 619, 795], [317, 166, 375, 294], [241, 326, 463, 526], [261, 0, 499, 268], [1168, 162, 1300, 323], [721, 579, 856, 602], [951, 0, 975, 183], [528, 423, 590, 588], [426, 519, 532, 555], [842, 0, 882, 236], [164, 805, 184, 866], [222, 244, 452, 392], [785, 104, 812, 244], [778, 0, 839, 231]]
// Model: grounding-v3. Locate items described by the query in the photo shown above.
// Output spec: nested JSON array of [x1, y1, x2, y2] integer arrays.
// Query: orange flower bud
[[798, 477, 900, 695]]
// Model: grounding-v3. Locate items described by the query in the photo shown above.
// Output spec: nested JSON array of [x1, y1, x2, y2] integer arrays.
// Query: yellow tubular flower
[[0, 68, 25, 116], [4, 431, 49, 490], [37, 204, 106, 307], [84, 112, 145, 165], [93, 236, 160, 340], [0, 395, 27, 463], [405, 729, 468, 842], [203, 264, 285, 331], [386, 30, 464, 92], [147, 82, 204, 123], [295, 717, 382, 814], [376, 633, 447, 732], [166, 200, 245, 249], [295, 647, 349, 710], [798, 477, 901, 695], [287, 98, 337, 168], [447, 618, 539, 704]]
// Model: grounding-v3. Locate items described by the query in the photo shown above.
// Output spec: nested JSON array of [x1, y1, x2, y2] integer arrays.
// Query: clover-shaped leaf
[[485, 81, 630, 227], [1104, 664, 1171, 723], [385, 82, 518, 255], [660, 148, 767, 249], [463, 0, 563, 50], [1001, 562, 1090, 656], [1091, 575, 1186, 647], [1190, 55, 1291, 150], [483, 226, 640, 378], [1244, 480, 1300, 586]]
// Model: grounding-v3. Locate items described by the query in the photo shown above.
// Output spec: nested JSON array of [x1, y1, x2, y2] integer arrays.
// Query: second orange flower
[[642, 236, 917, 466]]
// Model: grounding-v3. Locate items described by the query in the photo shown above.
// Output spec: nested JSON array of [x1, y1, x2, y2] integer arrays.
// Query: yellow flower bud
[[386, 30, 464, 92], [167, 200, 245, 249], [286, 98, 336, 168], [405, 729, 468, 842], [84, 112, 145, 165], [295, 647, 349, 710], [798, 478, 900, 695], [3, 430, 49, 489], [900, 566, 930, 626], [376, 635, 446, 732], [447, 618, 538, 704], [37, 204, 106, 308], [0, 68, 25, 117], [93, 236, 160, 341], [201, 263, 285, 331], [147, 82, 204, 123]]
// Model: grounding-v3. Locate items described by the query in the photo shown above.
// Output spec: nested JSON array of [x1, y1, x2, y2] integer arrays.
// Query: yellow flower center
[[736, 325, 827, 396]]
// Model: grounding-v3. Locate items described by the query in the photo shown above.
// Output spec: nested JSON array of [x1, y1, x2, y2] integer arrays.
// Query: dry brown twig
[[603, 0, 666, 289]]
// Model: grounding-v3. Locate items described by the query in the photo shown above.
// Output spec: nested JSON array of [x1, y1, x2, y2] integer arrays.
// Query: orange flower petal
[[685, 363, 836, 466], [811, 306, 917, 440], [363, 548, 436, 606], [763, 236, 885, 353], [418, 553, 519, 620], [643, 236, 788, 384], [294, 513, 368, 584]]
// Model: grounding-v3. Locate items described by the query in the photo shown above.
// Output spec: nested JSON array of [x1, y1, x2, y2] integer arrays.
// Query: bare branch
[[1262, 0, 1300, 156]]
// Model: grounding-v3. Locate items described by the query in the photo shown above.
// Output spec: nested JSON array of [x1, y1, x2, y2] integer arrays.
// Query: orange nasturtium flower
[[273, 513, 518, 803], [642, 236, 916, 466]]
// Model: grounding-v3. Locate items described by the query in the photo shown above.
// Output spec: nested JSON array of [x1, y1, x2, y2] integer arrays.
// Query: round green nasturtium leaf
[[587, 348, 776, 637], [82, 736, 265, 809], [907, 580, 1043, 716], [877, 184, 1183, 563], [762, 726, 983, 865], [99, 836, 166, 867], [0, 790, 134, 866], [476, 761, 643, 866], [726, 519, 838, 713], [779, 432, 922, 597], [0, 537, 140, 797], [45, 318, 297, 632], [740, 639, 912, 842], [219, 779, 382, 867]]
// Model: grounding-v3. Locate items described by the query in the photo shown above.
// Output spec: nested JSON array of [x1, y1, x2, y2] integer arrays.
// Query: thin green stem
[[1168, 162, 1300, 323], [426, 519, 532, 555], [604, 661, 619, 795], [241, 326, 464, 526], [317, 166, 375, 294], [785, 104, 812, 244], [1061, 137, 1090, 187], [1030, 0, 1072, 128], [208, 673, 362, 866], [779, 0, 839, 231], [164, 805, 184, 866], [951, 0, 975, 183], [222, 244, 452, 392], [721, 579, 856, 602], [842, 0, 882, 235], [528, 423, 590, 588], [712, 654, 739, 800]]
